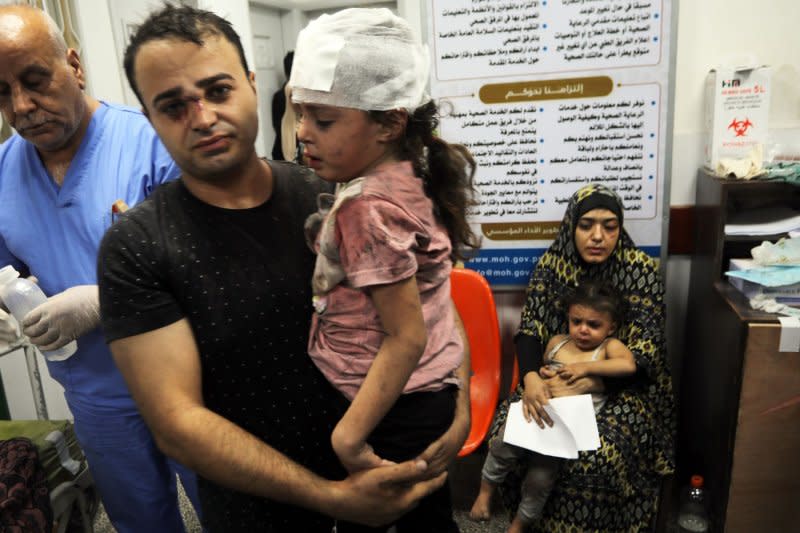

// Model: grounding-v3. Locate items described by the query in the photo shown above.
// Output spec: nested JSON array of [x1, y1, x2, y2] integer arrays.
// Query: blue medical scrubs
[[0, 102, 202, 532]]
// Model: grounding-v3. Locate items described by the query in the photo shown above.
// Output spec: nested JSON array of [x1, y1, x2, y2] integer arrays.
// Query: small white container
[[0, 265, 76, 361]]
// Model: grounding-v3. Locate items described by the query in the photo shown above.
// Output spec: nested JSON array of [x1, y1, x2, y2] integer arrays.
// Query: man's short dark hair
[[124, 3, 250, 107]]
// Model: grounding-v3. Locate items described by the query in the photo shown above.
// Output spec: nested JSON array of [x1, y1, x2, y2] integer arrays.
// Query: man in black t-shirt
[[97, 5, 469, 532]]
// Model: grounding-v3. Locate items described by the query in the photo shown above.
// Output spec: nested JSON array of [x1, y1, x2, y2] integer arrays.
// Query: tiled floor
[[91, 480, 201, 532], [89, 446, 681, 531], [88, 448, 684, 532], [91, 500, 508, 533], [93, 507, 507, 533], [90, 450, 510, 532], [93, 509, 507, 533]]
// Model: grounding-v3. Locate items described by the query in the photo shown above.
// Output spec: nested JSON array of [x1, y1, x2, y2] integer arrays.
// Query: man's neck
[[38, 96, 100, 186], [182, 155, 274, 209]]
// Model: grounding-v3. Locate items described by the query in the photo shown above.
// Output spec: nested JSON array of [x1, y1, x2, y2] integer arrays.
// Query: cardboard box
[[704, 66, 771, 169], [727, 258, 800, 303]]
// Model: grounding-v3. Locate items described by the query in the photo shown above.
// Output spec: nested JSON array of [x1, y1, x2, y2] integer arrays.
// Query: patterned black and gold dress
[[489, 184, 676, 532]]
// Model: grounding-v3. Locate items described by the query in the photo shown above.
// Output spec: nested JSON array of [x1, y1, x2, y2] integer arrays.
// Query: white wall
[[71, 0, 126, 105], [670, 0, 800, 206], [664, 0, 800, 380]]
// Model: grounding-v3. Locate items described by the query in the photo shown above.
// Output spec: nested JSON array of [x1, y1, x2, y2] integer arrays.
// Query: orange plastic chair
[[510, 354, 520, 393], [450, 267, 502, 457]]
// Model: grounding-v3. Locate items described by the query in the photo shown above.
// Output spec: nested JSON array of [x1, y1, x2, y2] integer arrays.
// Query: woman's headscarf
[[518, 183, 675, 476]]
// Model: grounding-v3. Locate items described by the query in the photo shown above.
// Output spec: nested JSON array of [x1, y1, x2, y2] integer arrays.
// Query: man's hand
[[22, 285, 99, 351], [522, 371, 553, 428], [110, 318, 440, 528], [329, 459, 447, 526], [0, 308, 21, 345]]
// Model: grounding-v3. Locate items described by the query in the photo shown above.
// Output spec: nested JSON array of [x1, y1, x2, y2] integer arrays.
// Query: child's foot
[[469, 480, 495, 521], [506, 514, 530, 533]]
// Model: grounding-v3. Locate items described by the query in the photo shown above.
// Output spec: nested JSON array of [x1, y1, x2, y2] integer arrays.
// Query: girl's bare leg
[[507, 513, 530, 533], [469, 478, 496, 521]]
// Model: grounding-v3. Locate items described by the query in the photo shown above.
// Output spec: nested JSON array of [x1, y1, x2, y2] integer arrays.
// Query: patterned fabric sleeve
[[515, 255, 560, 378], [611, 248, 669, 383]]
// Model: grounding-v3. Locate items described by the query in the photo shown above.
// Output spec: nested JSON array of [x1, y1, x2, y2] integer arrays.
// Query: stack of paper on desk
[[727, 258, 800, 304], [724, 207, 800, 237], [503, 395, 600, 459]]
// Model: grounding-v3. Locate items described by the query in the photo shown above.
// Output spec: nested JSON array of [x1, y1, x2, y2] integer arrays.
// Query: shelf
[[714, 281, 782, 323], [723, 233, 788, 242], [682, 170, 800, 531]]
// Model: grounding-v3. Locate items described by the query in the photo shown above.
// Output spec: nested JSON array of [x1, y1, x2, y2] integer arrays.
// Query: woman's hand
[[557, 362, 590, 384], [543, 373, 604, 398], [522, 371, 553, 428]]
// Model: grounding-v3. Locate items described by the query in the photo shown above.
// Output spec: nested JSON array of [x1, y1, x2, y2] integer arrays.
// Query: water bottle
[[677, 474, 710, 532], [0, 265, 76, 361]]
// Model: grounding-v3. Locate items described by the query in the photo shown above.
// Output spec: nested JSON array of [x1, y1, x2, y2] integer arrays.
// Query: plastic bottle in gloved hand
[[0, 308, 20, 346], [0, 265, 76, 361]]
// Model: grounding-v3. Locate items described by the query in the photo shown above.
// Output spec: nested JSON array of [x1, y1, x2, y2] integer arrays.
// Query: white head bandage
[[289, 8, 430, 112]]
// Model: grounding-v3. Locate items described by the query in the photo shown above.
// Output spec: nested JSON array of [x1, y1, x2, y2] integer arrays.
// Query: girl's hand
[[332, 423, 393, 474], [521, 372, 553, 428], [557, 362, 590, 384]]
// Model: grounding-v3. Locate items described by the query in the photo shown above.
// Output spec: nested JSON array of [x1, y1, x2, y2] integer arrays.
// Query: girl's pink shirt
[[307, 161, 463, 400]]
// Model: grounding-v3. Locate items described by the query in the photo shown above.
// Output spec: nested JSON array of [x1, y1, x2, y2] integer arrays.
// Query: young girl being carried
[[290, 7, 480, 532]]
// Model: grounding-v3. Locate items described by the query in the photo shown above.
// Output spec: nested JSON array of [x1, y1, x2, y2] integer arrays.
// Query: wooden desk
[[679, 283, 800, 531]]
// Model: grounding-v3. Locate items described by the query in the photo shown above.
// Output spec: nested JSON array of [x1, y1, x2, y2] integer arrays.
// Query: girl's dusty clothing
[[292, 10, 477, 530], [304, 160, 464, 533], [306, 160, 463, 400]]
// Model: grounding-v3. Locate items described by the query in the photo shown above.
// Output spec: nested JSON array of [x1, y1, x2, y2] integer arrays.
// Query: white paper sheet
[[502, 395, 601, 459], [724, 207, 800, 236]]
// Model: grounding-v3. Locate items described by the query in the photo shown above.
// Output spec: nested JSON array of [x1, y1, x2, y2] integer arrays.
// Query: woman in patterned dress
[[488, 184, 676, 532]]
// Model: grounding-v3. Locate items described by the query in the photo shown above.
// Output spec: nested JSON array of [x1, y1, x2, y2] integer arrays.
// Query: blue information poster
[[426, 0, 673, 287]]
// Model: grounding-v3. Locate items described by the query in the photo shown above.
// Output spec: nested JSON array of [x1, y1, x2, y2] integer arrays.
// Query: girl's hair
[[369, 101, 481, 262], [558, 280, 626, 326]]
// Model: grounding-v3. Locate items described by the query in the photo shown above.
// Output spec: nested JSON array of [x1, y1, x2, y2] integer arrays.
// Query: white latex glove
[[22, 285, 100, 351], [0, 308, 21, 345]]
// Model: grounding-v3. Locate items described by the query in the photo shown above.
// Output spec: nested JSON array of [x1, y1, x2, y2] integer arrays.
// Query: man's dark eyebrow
[[196, 73, 234, 89], [152, 86, 182, 108], [20, 65, 51, 79], [151, 73, 235, 108]]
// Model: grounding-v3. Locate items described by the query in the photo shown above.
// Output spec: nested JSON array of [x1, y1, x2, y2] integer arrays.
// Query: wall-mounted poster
[[426, 0, 675, 287]]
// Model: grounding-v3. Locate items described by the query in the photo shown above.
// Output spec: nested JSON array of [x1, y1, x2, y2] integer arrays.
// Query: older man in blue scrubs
[[0, 5, 201, 532]]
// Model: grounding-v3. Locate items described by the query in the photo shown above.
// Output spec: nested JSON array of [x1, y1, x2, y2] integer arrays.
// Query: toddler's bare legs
[[507, 513, 529, 533], [469, 478, 496, 521]]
